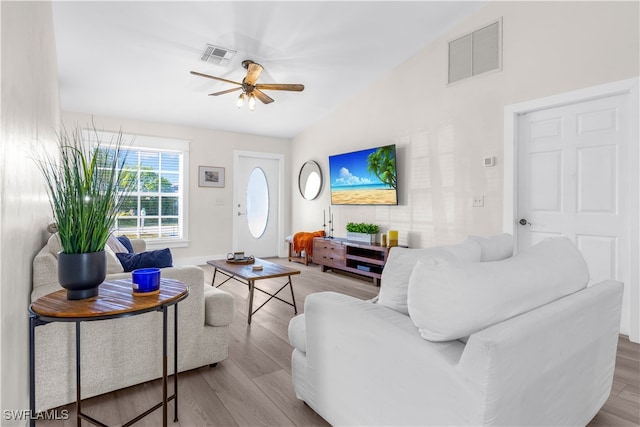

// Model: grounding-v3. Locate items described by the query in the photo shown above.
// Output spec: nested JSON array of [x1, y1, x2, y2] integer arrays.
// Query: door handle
[[519, 218, 531, 226], [237, 211, 247, 216]]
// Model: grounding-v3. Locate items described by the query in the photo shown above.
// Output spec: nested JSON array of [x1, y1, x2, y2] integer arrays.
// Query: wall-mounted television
[[328, 144, 398, 205]]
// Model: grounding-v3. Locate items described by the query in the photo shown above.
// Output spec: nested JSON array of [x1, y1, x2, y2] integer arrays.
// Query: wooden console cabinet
[[313, 237, 391, 286]]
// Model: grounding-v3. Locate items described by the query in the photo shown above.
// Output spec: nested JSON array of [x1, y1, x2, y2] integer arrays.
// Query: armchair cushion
[[407, 237, 590, 341]]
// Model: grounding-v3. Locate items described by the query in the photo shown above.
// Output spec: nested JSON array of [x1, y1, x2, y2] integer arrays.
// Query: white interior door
[[233, 151, 283, 258], [516, 92, 634, 335]]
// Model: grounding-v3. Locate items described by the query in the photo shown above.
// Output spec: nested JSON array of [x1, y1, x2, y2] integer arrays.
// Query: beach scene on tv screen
[[329, 145, 397, 205]]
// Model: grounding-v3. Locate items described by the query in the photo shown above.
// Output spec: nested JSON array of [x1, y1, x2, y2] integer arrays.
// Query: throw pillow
[[116, 235, 134, 253], [465, 233, 514, 262], [116, 248, 173, 272], [377, 239, 482, 315], [407, 237, 589, 342], [106, 234, 129, 254], [104, 244, 125, 274]]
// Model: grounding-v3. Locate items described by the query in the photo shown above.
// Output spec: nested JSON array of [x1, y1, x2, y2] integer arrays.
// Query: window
[[87, 130, 190, 248]]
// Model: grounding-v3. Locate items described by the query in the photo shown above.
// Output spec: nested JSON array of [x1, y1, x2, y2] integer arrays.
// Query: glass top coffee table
[[206, 258, 300, 324]]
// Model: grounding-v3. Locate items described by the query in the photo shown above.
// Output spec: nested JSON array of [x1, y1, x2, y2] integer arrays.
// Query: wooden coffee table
[[207, 258, 300, 324]]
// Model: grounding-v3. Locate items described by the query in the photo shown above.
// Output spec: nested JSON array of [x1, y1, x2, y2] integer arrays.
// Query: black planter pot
[[58, 251, 107, 300]]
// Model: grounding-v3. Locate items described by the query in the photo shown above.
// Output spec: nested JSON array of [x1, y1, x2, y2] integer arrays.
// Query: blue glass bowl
[[131, 268, 161, 293]]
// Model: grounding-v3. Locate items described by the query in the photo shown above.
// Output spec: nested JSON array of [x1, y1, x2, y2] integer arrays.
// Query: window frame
[[85, 130, 190, 249]]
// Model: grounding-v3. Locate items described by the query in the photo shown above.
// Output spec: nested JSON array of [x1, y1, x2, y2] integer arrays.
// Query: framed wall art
[[199, 166, 225, 188]]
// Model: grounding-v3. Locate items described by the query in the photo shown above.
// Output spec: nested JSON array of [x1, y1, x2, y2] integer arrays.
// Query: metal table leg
[[29, 314, 36, 427], [247, 280, 256, 324]]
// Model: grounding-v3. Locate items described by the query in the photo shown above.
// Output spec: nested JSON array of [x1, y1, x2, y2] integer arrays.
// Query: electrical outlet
[[472, 195, 484, 207]]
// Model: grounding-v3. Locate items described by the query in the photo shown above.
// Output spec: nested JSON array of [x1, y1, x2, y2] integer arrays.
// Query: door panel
[[517, 92, 631, 328]]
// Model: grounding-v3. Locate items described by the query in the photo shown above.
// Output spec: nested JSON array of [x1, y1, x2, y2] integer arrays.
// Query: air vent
[[200, 44, 236, 66], [448, 18, 502, 84]]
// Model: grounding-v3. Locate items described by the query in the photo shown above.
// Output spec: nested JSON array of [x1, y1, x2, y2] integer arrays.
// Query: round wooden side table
[[29, 278, 188, 427]]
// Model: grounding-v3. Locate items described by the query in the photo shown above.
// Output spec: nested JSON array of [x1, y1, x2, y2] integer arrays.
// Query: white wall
[[291, 1, 639, 249], [62, 111, 292, 265], [0, 1, 60, 423]]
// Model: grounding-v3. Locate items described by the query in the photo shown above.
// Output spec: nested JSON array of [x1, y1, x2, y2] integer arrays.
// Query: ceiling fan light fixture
[[248, 94, 256, 111], [236, 93, 245, 109]]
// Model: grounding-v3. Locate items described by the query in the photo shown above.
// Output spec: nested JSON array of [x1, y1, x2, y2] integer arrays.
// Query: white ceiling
[[52, 1, 485, 139]]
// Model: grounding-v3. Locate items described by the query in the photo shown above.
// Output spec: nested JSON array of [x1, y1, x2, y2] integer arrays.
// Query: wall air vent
[[448, 18, 502, 84], [200, 44, 236, 66]]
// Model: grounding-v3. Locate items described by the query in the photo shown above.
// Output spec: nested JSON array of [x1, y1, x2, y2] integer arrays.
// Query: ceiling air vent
[[200, 44, 236, 66], [448, 18, 502, 84]]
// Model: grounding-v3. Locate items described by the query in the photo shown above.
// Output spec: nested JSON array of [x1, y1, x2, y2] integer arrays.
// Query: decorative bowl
[[131, 268, 161, 294]]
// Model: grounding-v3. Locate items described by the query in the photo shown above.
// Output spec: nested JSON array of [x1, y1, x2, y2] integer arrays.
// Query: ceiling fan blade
[[209, 87, 242, 96], [255, 83, 305, 92], [244, 63, 264, 86], [253, 89, 274, 104], [190, 71, 242, 86]]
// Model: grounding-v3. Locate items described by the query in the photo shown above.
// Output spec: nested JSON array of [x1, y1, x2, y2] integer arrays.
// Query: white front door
[[233, 151, 284, 258], [515, 91, 635, 337]]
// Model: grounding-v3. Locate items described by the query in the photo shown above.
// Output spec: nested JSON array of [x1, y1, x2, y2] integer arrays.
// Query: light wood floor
[[40, 258, 639, 426]]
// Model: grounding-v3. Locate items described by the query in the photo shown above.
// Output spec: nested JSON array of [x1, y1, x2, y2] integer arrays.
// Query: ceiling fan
[[191, 60, 304, 110]]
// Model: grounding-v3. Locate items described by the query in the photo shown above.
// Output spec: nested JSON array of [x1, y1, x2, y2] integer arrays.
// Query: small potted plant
[[345, 222, 380, 244], [35, 123, 133, 299]]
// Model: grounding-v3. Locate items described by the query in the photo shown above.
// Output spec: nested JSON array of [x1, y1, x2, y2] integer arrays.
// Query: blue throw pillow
[[116, 248, 173, 272], [117, 235, 134, 253]]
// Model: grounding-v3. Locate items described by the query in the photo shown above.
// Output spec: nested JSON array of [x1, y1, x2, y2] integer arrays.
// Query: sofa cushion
[[116, 248, 173, 272], [465, 233, 514, 261], [407, 237, 590, 341], [378, 239, 481, 315]]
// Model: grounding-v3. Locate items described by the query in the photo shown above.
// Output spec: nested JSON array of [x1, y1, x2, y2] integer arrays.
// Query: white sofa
[[32, 234, 235, 411], [288, 235, 624, 426]]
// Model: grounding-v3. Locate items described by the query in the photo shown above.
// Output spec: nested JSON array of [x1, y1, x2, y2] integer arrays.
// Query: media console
[[313, 237, 392, 286]]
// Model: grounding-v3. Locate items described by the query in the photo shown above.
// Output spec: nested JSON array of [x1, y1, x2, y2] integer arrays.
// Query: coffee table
[[207, 258, 300, 324]]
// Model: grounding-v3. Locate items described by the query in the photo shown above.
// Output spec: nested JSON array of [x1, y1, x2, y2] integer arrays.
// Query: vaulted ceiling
[[53, 1, 485, 139]]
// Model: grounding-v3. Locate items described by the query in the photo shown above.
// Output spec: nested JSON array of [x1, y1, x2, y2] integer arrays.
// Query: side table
[[29, 278, 188, 427]]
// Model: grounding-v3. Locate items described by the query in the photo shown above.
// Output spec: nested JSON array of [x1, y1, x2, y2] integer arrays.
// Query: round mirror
[[298, 161, 323, 200]]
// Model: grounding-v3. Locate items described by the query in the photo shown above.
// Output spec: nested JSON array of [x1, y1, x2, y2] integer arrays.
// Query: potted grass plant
[[35, 124, 133, 299], [345, 222, 380, 244]]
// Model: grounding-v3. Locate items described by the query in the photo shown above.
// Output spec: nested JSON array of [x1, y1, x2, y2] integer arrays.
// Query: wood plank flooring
[[38, 258, 640, 426]]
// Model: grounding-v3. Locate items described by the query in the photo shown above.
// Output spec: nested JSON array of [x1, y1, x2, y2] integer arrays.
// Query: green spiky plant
[[34, 124, 134, 254]]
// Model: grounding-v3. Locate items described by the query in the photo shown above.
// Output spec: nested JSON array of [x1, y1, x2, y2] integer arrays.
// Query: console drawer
[[313, 239, 345, 268]]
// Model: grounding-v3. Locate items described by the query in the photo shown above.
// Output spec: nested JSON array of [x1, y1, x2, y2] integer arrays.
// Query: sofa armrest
[[458, 280, 623, 426], [203, 286, 234, 326]]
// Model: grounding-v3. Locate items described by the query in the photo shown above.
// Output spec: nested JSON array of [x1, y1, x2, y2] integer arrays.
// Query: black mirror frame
[[298, 160, 323, 200]]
